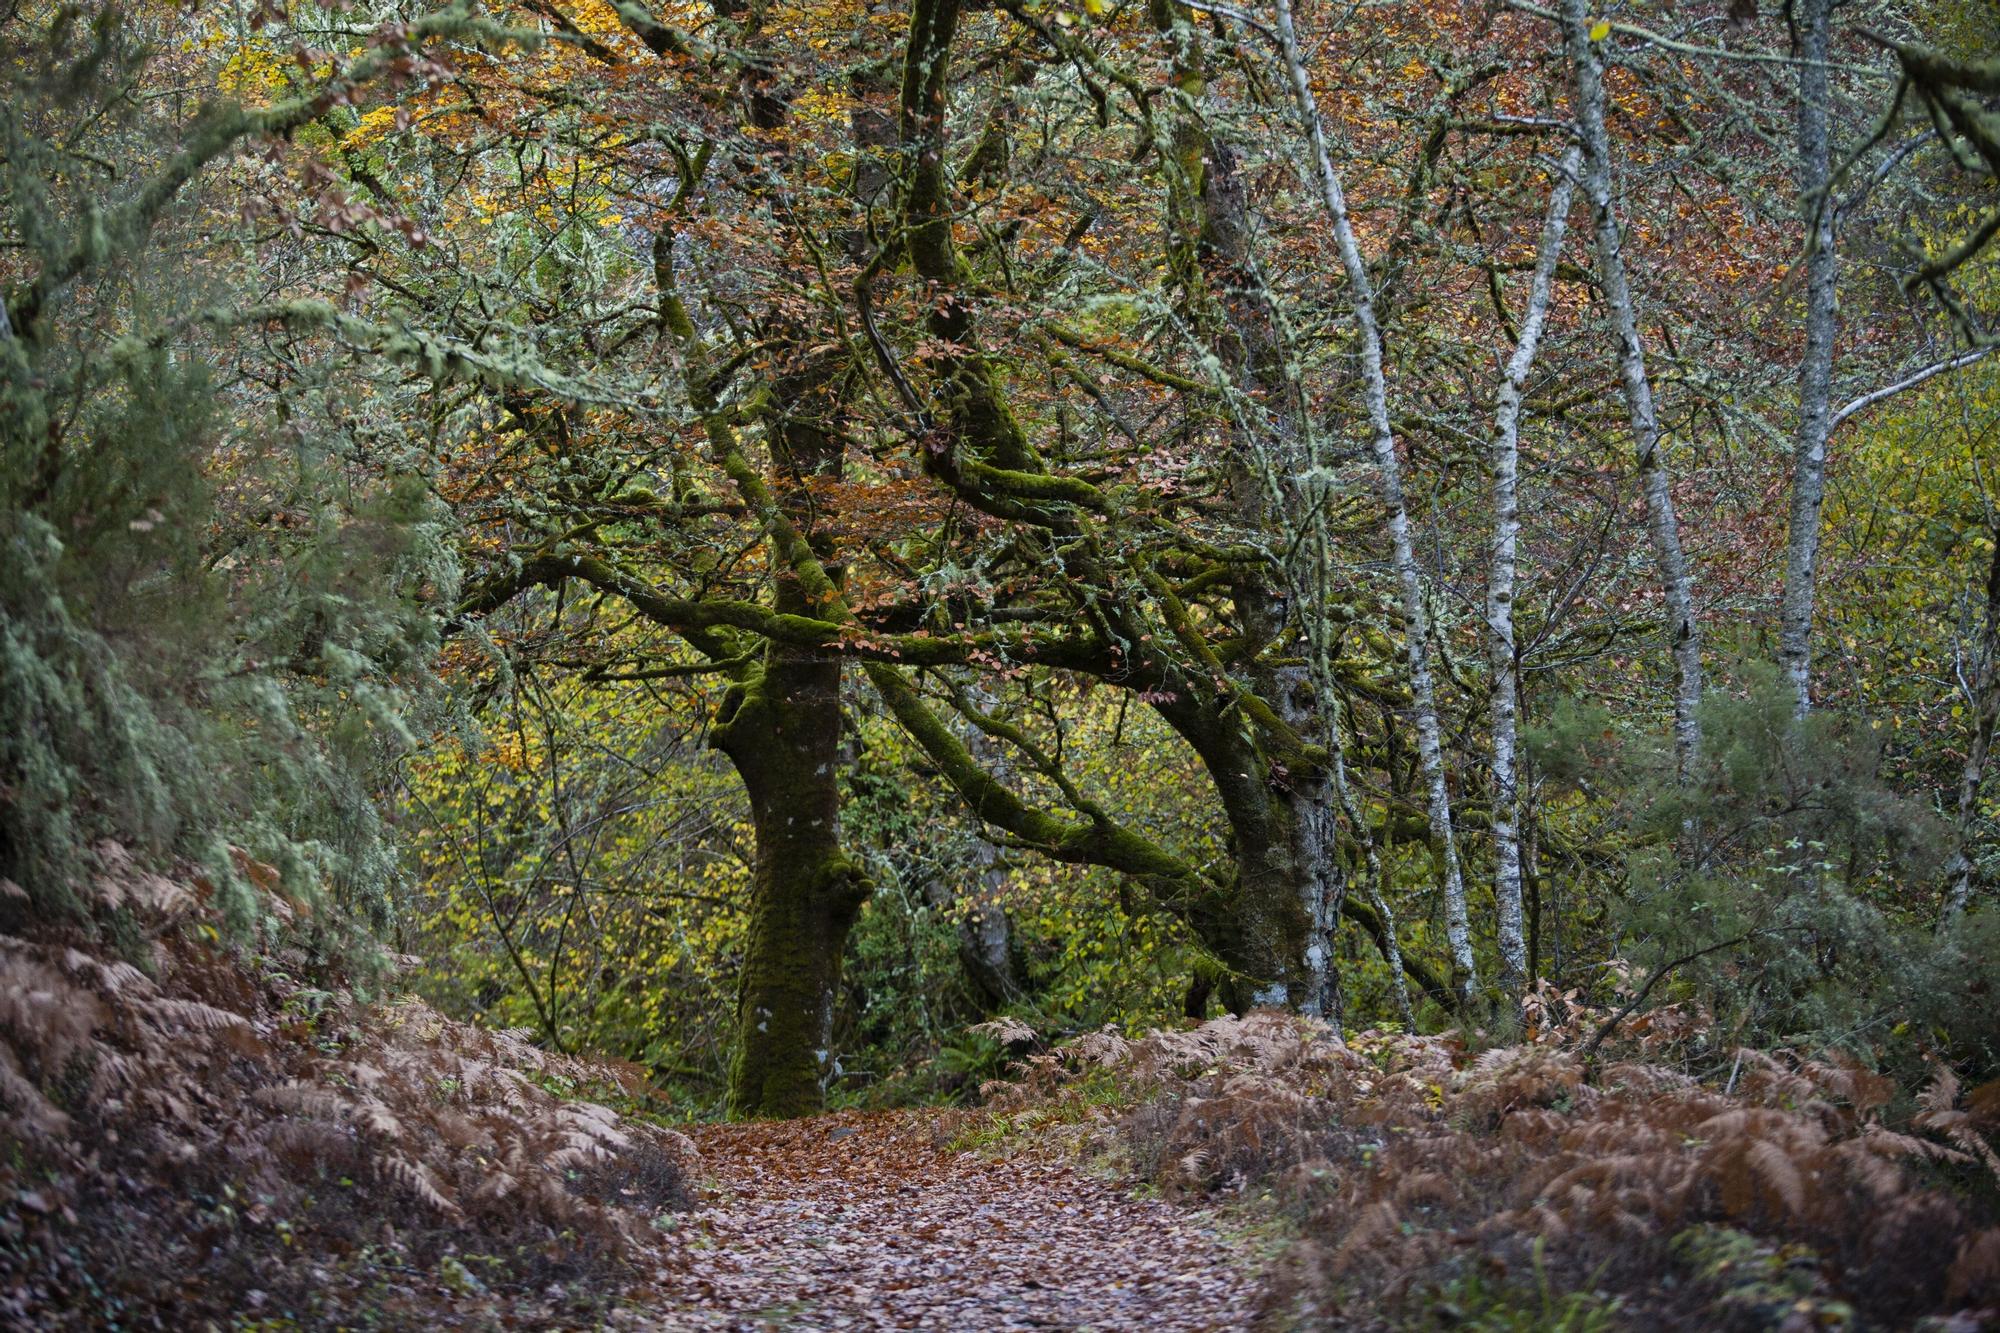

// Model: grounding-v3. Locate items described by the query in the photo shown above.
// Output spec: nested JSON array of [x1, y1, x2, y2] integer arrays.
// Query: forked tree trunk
[[719, 344, 871, 1116], [1148, 0, 1344, 1017], [1559, 0, 1704, 779], [1488, 145, 1581, 999], [1778, 0, 1839, 716], [644, 55, 887, 1117]]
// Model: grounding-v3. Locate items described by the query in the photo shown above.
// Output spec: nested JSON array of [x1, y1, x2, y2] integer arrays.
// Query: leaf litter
[[649, 1109, 1264, 1330]]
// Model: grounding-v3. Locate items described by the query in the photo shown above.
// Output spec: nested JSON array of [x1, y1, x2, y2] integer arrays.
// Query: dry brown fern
[[0, 844, 697, 1328], [978, 1014, 2000, 1328]]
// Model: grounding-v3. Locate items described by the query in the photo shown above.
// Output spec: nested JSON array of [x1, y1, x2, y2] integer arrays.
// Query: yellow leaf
[[1083, 0, 1107, 14], [1588, 18, 1610, 39]]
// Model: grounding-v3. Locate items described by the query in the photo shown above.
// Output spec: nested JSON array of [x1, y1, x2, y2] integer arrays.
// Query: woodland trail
[[656, 1110, 1268, 1331]]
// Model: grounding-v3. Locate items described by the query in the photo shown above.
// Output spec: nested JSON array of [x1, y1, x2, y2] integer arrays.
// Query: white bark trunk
[[1559, 0, 1704, 778], [1778, 0, 1838, 715], [1944, 535, 2000, 927], [1274, 0, 1477, 1002], [1488, 144, 1582, 998], [1278, 665, 1345, 1019]]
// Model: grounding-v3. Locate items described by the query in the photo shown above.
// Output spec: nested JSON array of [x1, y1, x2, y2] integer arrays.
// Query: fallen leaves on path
[[646, 1110, 1264, 1330]]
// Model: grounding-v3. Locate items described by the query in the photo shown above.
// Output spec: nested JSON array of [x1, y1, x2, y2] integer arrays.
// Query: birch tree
[[1556, 0, 1705, 778], [1273, 0, 1478, 1000], [1778, 0, 1839, 715], [1488, 145, 1582, 998], [1944, 527, 2000, 926]]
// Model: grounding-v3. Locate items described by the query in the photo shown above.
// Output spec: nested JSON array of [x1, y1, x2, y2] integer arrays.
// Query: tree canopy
[[4, 0, 1999, 1123]]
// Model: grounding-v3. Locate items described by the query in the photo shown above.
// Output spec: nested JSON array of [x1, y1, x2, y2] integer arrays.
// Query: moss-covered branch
[[864, 661, 1215, 896], [456, 551, 1117, 671]]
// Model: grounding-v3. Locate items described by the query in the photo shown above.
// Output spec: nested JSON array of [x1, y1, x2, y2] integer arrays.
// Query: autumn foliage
[[5, 0, 2000, 1322]]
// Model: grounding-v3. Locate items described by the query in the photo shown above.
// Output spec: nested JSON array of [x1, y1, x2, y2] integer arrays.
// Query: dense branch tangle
[[420, 0, 1515, 1084], [312, 0, 1961, 1107]]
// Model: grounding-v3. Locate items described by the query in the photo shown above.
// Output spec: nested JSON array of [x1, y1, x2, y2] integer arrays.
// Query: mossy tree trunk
[[889, 0, 1354, 1019], [632, 27, 885, 1118], [1150, 692, 1328, 1014], [713, 360, 868, 1119], [1153, 7, 1344, 1018], [712, 631, 868, 1118]]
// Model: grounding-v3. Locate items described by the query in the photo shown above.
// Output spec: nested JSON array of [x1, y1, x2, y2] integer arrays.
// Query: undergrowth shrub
[[2, 6, 451, 951], [969, 1013, 2000, 1329], [0, 849, 696, 1328], [1531, 670, 2000, 1084]]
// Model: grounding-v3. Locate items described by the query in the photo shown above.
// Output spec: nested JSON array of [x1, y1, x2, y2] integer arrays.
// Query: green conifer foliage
[[0, 9, 447, 948]]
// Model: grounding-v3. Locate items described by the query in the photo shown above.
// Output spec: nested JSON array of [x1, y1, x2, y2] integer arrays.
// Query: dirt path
[[652, 1110, 1266, 1330]]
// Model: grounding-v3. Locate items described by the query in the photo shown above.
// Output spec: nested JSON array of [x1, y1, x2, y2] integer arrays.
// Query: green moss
[[726, 849, 871, 1118]]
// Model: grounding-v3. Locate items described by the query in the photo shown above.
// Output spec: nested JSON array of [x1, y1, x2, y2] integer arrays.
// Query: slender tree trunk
[[1944, 532, 2000, 926], [1559, 0, 1704, 778], [1273, 0, 1477, 1002], [1336, 737, 1416, 1028], [1275, 667, 1346, 1019], [1779, 0, 1839, 716], [1488, 145, 1582, 1000], [945, 681, 1028, 1007]]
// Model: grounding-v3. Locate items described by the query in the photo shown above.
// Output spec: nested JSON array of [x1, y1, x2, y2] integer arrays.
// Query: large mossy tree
[[57, 0, 1994, 1117]]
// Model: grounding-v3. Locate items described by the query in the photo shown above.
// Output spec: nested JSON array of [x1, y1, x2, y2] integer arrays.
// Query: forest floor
[[657, 1109, 1270, 1330]]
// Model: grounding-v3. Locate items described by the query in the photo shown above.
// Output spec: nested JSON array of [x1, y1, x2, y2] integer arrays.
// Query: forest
[[3, 0, 2000, 1325]]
